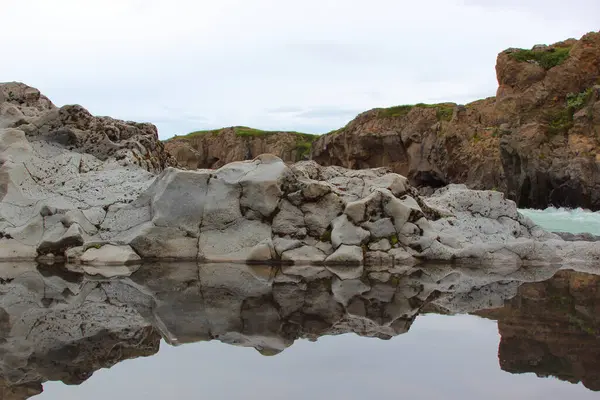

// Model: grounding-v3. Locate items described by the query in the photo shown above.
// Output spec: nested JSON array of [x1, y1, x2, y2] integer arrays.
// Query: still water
[[1, 261, 599, 399]]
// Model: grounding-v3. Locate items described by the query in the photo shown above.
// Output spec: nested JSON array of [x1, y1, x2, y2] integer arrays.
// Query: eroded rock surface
[[1, 82, 177, 173], [2, 82, 600, 265]]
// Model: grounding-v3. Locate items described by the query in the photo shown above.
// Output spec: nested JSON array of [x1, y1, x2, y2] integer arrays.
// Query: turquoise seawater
[[519, 207, 600, 235]]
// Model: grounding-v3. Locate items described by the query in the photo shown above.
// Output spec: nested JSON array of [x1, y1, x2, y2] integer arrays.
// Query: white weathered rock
[[325, 245, 364, 265], [147, 167, 210, 235], [246, 239, 275, 262], [38, 223, 85, 255], [301, 192, 345, 236], [369, 238, 391, 252], [389, 248, 417, 266], [315, 241, 334, 255], [65, 245, 85, 261], [272, 200, 305, 237], [80, 244, 141, 265], [200, 219, 273, 262], [273, 237, 302, 256], [5, 214, 44, 246], [238, 154, 288, 218], [344, 191, 382, 224], [82, 206, 106, 226], [62, 209, 98, 235], [100, 202, 151, 236], [0, 238, 37, 259], [427, 185, 519, 220], [331, 215, 370, 249], [383, 192, 420, 232], [126, 222, 198, 259], [281, 246, 326, 263], [362, 218, 396, 239]]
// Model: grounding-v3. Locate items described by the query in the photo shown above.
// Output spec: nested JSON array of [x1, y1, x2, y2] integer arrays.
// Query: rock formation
[[309, 32, 600, 210], [477, 269, 600, 391], [164, 127, 317, 169], [1, 261, 596, 397], [2, 81, 600, 266], [0, 83, 177, 173]]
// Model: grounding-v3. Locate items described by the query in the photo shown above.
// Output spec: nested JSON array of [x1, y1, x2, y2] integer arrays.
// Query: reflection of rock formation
[[0, 263, 161, 399], [477, 269, 600, 391], [0, 261, 597, 398]]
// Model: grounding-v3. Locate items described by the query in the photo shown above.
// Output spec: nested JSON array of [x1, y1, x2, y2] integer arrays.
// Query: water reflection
[[476, 269, 600, 391], [0, 261, 599, 398]]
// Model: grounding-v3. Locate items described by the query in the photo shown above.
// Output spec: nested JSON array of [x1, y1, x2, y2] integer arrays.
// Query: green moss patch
[[542, 87, 595, 136], [566, 87, 594, 111], [181, 128, 224, 138], [234, 127, 274, 137], [295, 134, 318, 159], [378, 105, 414, 118], [508, 46, 571, 70], [320, 228, 332, 242], [377, 103, 455, 121], [545, 109, 574, 136], [177, 126, 316, 140]]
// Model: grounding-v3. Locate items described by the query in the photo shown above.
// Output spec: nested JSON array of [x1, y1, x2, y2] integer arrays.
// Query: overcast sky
[[2, 0, 599, 139]]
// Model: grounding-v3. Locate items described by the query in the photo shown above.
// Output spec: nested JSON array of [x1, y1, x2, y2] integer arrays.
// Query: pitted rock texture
[[1, 261, 595, 397], [311, 32, 600, 210], [0, 82, 177, 173]]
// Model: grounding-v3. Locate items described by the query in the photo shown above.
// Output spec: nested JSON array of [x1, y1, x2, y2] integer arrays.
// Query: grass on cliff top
[[177, 126, 318, 140], [508, 46, 571, 70], [174, 126, 318, 159], [377, 103, 455, 121]]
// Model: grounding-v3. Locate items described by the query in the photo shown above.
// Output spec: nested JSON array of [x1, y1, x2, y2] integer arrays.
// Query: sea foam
[[519, 207, 600, 235]]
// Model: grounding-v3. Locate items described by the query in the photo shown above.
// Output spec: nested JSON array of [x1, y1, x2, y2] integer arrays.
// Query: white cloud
[[2, 0, 598, 138]]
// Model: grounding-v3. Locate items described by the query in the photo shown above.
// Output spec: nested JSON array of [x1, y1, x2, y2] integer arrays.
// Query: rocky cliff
[[164, 127, 317, 169], [311, 32, 600, 210]]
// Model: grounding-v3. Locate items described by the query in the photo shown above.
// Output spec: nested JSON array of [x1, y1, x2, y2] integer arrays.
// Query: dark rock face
[[477, 269, 600, 391], [310, 32, 600, 210], [164, 128, 316, 169], [312, 101, 506, 193], [2, 262, 599, 397]]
